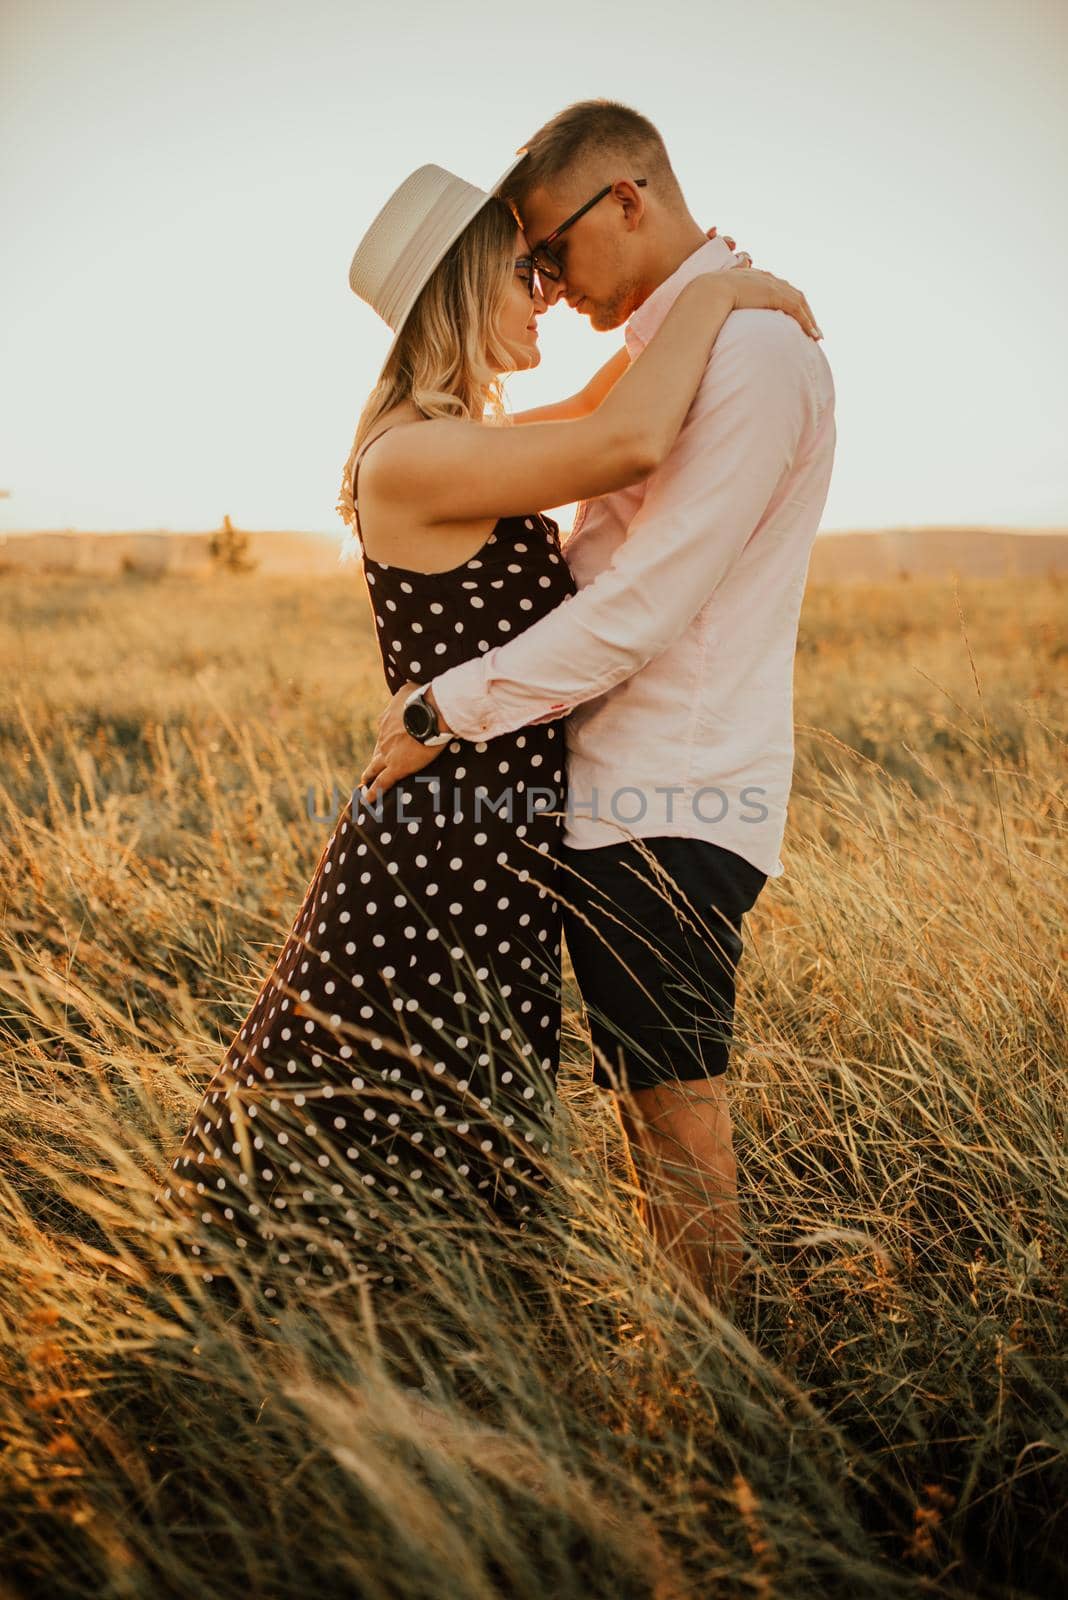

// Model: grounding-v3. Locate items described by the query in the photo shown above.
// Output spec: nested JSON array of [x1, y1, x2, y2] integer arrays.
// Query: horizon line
[[3, 522, 1068, 542]]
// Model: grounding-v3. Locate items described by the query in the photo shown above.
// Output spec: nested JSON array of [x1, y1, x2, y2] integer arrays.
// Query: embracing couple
[[160, 99, 834, 1312]]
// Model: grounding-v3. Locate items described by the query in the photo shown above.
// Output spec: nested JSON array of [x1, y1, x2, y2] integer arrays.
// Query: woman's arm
[[510, 345, 631, 425], [362, 269, 817, 526], [508, 229, 745, 426]]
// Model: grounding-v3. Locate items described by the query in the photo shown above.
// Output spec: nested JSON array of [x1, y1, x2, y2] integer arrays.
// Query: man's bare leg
[[614, 1075, 742, 1308]]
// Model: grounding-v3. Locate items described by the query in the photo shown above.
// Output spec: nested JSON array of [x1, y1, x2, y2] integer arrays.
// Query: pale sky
[[2, 0, 1066, 537]]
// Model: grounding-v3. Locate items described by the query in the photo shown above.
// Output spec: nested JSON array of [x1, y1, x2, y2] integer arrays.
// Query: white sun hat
[[348, 151, 529, 374]]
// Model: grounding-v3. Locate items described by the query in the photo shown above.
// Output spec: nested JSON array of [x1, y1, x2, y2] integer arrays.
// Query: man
[[362, 100, 836, 1306]]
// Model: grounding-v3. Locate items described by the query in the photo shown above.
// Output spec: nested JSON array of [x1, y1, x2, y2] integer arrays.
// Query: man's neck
[[633, 217, 711, 311]]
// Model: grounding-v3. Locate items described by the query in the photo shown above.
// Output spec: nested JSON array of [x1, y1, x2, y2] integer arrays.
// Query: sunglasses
[[529, 178, 647, 284], [515, 255, 537, 299]]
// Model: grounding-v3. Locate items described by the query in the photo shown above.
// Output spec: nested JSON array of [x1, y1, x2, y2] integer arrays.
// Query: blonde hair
[[336, 197, 518, 555]]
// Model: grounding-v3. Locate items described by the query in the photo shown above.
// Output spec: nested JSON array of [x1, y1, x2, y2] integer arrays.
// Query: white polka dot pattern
[[159, 510, 575, 1301]]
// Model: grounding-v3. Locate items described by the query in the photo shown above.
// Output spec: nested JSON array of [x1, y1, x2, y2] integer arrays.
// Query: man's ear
[[615, 179, 646, 230]]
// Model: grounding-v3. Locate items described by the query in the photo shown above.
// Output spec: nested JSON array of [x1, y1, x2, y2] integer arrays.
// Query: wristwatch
[[402, 683, 452, 747]]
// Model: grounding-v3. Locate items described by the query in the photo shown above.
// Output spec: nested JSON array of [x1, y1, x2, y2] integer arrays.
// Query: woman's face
[[497, 225, 546, 372]]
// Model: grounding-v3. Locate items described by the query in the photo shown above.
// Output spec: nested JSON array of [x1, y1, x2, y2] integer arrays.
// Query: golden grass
[[0, 569, 1064, 1598]]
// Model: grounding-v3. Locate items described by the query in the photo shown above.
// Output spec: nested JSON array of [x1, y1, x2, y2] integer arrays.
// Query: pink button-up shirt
[[430, 236, 836, 880]]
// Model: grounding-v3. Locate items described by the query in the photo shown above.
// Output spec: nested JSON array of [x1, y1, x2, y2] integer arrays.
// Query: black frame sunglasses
[[530, 179, 645, 284], [530, 178, 647, 284]]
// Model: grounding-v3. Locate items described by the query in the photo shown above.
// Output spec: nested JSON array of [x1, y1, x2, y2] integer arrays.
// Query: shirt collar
[[624, 235, 744, 357]]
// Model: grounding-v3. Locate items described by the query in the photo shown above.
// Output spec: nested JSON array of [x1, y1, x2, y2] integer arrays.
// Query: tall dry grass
[[0, 569, 1064, 1599]]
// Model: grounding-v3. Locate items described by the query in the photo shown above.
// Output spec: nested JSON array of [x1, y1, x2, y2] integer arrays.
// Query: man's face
[[518, 179, 646, 333]]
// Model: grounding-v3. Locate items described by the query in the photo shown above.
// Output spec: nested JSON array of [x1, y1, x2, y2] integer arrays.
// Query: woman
[[156, 160, 819, 1304]]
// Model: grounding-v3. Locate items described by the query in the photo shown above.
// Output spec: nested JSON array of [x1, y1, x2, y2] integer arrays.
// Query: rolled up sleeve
[[430, 314, 810, 742]]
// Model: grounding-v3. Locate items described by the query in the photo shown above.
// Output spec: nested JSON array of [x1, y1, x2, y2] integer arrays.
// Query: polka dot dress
[[157, 504, 577, 1301]]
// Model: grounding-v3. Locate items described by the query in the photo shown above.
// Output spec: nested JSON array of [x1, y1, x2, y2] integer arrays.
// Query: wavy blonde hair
[[336, 197, 519, 554]]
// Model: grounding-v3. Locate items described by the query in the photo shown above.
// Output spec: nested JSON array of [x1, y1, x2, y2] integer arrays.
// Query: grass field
[[1, 569, 1065, 1599]]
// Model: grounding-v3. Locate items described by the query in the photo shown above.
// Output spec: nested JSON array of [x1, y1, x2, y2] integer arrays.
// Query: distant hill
[[804, 527, 1068, 584], [0, 528, 343, 577], [1, 525, 1065, 583]]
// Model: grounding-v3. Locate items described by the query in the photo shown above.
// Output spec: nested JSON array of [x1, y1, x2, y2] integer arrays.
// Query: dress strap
[[351, 427, 400, 543]]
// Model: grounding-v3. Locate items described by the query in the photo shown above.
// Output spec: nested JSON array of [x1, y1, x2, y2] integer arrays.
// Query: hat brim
[[373, 149, 529, 381]]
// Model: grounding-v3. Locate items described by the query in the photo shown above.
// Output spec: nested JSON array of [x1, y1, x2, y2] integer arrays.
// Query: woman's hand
[[706, 225, 752, 267], [708, 265, 822, 340]]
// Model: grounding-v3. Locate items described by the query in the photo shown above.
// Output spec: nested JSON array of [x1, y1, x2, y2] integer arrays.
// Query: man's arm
[[430, 313, 813, 741]]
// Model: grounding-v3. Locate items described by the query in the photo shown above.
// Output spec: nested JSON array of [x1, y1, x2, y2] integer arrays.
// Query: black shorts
[[558, 836, 767, 1095]]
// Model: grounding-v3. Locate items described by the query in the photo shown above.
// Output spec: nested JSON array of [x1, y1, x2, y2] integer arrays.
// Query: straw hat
[[348, 152, 529, 373]]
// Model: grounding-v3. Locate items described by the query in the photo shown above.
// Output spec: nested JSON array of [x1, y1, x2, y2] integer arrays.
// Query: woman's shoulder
[[360, 411, 490, 494]]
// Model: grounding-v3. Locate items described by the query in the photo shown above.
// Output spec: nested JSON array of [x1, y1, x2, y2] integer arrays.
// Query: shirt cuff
[[429, 660, 494, 740], [430, 659, 571, 742]]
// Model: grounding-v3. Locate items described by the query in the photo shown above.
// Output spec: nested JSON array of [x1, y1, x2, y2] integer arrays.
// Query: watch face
[[403, 696, 435, 741]]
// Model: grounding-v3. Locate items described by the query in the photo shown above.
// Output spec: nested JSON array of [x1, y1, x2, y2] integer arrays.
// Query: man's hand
[[358, 681, 452, 805]]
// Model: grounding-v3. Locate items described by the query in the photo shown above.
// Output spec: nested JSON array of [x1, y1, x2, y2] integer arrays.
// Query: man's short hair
[[501, 100, 683, 213]]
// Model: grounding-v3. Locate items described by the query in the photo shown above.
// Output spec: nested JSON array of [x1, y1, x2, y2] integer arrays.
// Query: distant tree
[[209, 514, 257, 574]]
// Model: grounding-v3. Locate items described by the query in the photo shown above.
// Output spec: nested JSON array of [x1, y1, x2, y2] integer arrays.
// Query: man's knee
[[623, 1075, 729, 1125], [616, 1076, 733, 1171]]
